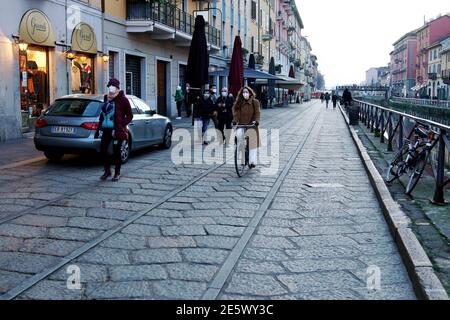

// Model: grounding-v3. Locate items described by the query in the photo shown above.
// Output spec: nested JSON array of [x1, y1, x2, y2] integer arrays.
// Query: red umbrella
[[228, 36, 244, 98]]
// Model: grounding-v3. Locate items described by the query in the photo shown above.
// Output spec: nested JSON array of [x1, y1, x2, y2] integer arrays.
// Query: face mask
[[221, 92, 228, 97], [243, 93, 250, 100], [212, 89, 217, 94], [177, 86, 181, 91], [109, 86, 118, 94]]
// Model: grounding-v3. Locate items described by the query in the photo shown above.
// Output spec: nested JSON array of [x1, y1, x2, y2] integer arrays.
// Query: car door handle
[[145, 121, 151, 124]]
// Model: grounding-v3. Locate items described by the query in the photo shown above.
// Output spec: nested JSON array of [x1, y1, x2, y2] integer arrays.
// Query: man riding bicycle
[[232, 86, 261, 168]]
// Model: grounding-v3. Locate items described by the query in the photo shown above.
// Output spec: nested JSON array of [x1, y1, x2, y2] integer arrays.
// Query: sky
[[297, 0, 449, 89]]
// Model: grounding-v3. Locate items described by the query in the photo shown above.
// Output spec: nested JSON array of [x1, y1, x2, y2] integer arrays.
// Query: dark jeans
[[100, 129, 123, 174], [176, 101, 183, 117], [200, 117, 211, 136], [218, 117, 232, 142], [185, 102, 192, 117]]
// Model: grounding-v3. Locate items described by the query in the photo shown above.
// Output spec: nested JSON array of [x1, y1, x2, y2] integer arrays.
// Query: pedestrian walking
[[232, 86, 261, 168], [342, 88, 353, 107], [95, 78, 133, 182], [320, 92, 325, 103], [300, 92, 304, 104], [260, 89, 268, 109], [174, 85, 184, 119], [209, 84, 219, 130], [216, 87, 235, 144], [332, 93, 338, 109], [185, 83, 192, 118], [325, 92, 331, 108], [197, 90, 216, 145]]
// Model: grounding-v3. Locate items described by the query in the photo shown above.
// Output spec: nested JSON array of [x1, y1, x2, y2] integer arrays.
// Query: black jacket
[[196, 96, 216, 118], [216, 95, 234, 121]]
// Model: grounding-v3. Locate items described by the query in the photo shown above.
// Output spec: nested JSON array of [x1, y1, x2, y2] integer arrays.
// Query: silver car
[[34, 94, 173, 163]]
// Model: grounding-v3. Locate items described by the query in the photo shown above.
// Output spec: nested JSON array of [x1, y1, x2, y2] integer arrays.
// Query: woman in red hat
[[95, 78, 133, 181]]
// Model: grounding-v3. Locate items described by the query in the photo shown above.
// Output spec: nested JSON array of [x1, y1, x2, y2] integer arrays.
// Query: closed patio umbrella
[[288, 65, 295, 102], [186, 15, 209, 125], [268, 57, 276, 108], [228, 36, 244, 98], [248, 53, 256, 91]]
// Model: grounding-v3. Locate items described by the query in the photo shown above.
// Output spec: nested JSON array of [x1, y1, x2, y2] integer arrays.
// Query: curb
[[338, 103, 448, 300]]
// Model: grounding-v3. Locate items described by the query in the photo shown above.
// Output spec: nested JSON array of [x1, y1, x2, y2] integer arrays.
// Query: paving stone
[[221, 209, 256, 218], [243, 248, 290, 261], [225, 273, 287, 296], [0, 224, 48, 239], [237, 259, 286, 274], [285, 246, 361, 260], [49, 264, 108, 283], [77, 248, 130, 265], [159, 202, 193, 211], [251, 235, 295, 249], [122, 224, 161, 237], [132, 249, 182, 264], [257, 226, 299, 237], [20, 280, 85, 300], [274, 289, 363, 300], [213, 217, 250, 227], [167, 263, 219, 282], [282, 258, 366, 273], [153, 280, 207, 299], [0, 252, 60, 274], [20, 239, 83, 257], [161, 226, 206, 236], [146, 209, 184, 218], [12, 215, 68, 228], [100, 233, 148, 250], [134, 216, 173, 226], [56, 199, 103, 209], [104, 201, 151, 212], [292, 225, 356, 236], [182, 248, 229, 264], [86, 281, 153, 299], [289, 235, 358, 248], [353, 283, 417, 300], [109, 265, 168, 281], [0, 236, 24, 251], [86, 208, 135, 221], [147, 236, 196, 248], [205, 225, 245, 237], [67, 217, 121, 230], [49, 228, 101, 242], [34, 206, 86, 217], [194, 236, 238, 249], [346, 233, 395, 245], [277, 271, 364, 293]]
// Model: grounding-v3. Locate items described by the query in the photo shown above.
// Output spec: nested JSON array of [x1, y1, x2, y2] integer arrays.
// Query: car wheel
[[44, 151, 64, 162], [120, 139, 131, 164], [160, 125, 173, 149]]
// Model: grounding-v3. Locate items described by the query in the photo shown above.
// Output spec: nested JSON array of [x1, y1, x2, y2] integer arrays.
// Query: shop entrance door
[[157, 60, 168, 116]]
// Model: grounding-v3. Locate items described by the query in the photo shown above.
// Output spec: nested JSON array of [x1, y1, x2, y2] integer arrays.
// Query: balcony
[[126, 0, 221, 50], [442, 71, 450, 84], [262, 33, 273, 41], [428, 72, 437, 80]]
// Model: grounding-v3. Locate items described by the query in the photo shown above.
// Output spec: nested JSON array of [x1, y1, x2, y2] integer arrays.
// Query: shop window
[[20, 46, 49, 117], [71, 55, 95, 94]]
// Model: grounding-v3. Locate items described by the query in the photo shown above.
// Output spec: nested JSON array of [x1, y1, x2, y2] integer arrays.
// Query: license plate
[[51, 126, 76, 134]]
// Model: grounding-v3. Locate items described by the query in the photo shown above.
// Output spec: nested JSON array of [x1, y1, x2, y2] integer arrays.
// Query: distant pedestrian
[[174, 85, 184, 119], [260, 89, 268, 109], [320, 92, 325, 103], [343, 88, 353, 107], [216, 87, 235, 144], [232, 86, 261, 168], [185, 83, 192, 118], [197, 90, 216, 145], [300, 92, 304, 104], [325, 92, 331, 108], [209, 84, 219, 130], [332, 93, 338, 109], [95, 78, 133, 182]]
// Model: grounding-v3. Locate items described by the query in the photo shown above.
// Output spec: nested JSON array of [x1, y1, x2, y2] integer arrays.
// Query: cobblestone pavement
[[0, 101, 416, 300]]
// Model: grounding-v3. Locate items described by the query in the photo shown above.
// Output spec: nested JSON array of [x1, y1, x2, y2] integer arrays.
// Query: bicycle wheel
[[405, 150, 429, 195], [386, 144, 409, 183], [234, 137, 247, 177]]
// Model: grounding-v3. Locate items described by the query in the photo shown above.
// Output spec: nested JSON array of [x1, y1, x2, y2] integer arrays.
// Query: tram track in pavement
[[0, 104, 309, 226], [1, 102, 319, 300]]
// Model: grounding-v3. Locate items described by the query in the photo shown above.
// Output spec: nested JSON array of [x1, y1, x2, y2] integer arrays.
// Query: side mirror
[[145, 110, 157, 116]]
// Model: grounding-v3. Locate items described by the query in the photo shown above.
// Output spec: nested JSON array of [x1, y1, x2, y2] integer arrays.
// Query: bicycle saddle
[[414, 127, 428, 139]]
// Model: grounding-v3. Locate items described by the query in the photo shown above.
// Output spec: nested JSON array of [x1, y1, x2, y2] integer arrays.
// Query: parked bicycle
[[386, 122, 438, 195], [234, 123, 258, 177]]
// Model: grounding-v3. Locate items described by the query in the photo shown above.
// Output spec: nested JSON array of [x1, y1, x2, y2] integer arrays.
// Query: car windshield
[[45, 100, 102, 117]]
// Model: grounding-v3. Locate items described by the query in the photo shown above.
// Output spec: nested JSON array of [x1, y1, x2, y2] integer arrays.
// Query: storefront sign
[[71, 23, 97, 54], [19, 9, 55, 47]]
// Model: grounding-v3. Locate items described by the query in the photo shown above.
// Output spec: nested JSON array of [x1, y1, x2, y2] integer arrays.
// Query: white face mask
[[204, 93, 210, 99], [177, 86, 181, 91], [243, 93, 250, 100], [221, 92, 228, 97], [109, 86, 118, 94]]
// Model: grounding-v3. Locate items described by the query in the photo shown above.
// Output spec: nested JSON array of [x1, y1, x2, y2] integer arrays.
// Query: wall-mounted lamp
[[102, 53, 110, 63], [66, 50, 76, 60], [12, 35, 29, 53], [79, 56, 87, 64]]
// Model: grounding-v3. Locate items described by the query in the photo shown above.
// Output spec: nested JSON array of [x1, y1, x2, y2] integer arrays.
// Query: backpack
[[101, 101, 115, 129]]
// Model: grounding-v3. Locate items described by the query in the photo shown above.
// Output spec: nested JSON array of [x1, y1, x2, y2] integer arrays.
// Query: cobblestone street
[[0, 101, 416, 300]]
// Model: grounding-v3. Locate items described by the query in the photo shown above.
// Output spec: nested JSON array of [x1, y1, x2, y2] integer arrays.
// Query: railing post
[[387, 112, 393, 151], [398, 115, 404, 150], [432, 130, 446, 204], [380, 110, 385, 143]]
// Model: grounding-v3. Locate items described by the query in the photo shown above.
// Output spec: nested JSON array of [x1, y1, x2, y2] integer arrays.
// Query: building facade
[[0, 0, 105, 142], [390, 32, 417, 97], [439, 36, 450, 100]]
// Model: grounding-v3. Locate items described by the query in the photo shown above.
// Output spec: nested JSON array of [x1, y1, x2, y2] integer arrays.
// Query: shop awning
[[19, 9, 55, 47], [209, 68, 281, 80], [71, 23, 98, 54], [256, 75, 305, 90]]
